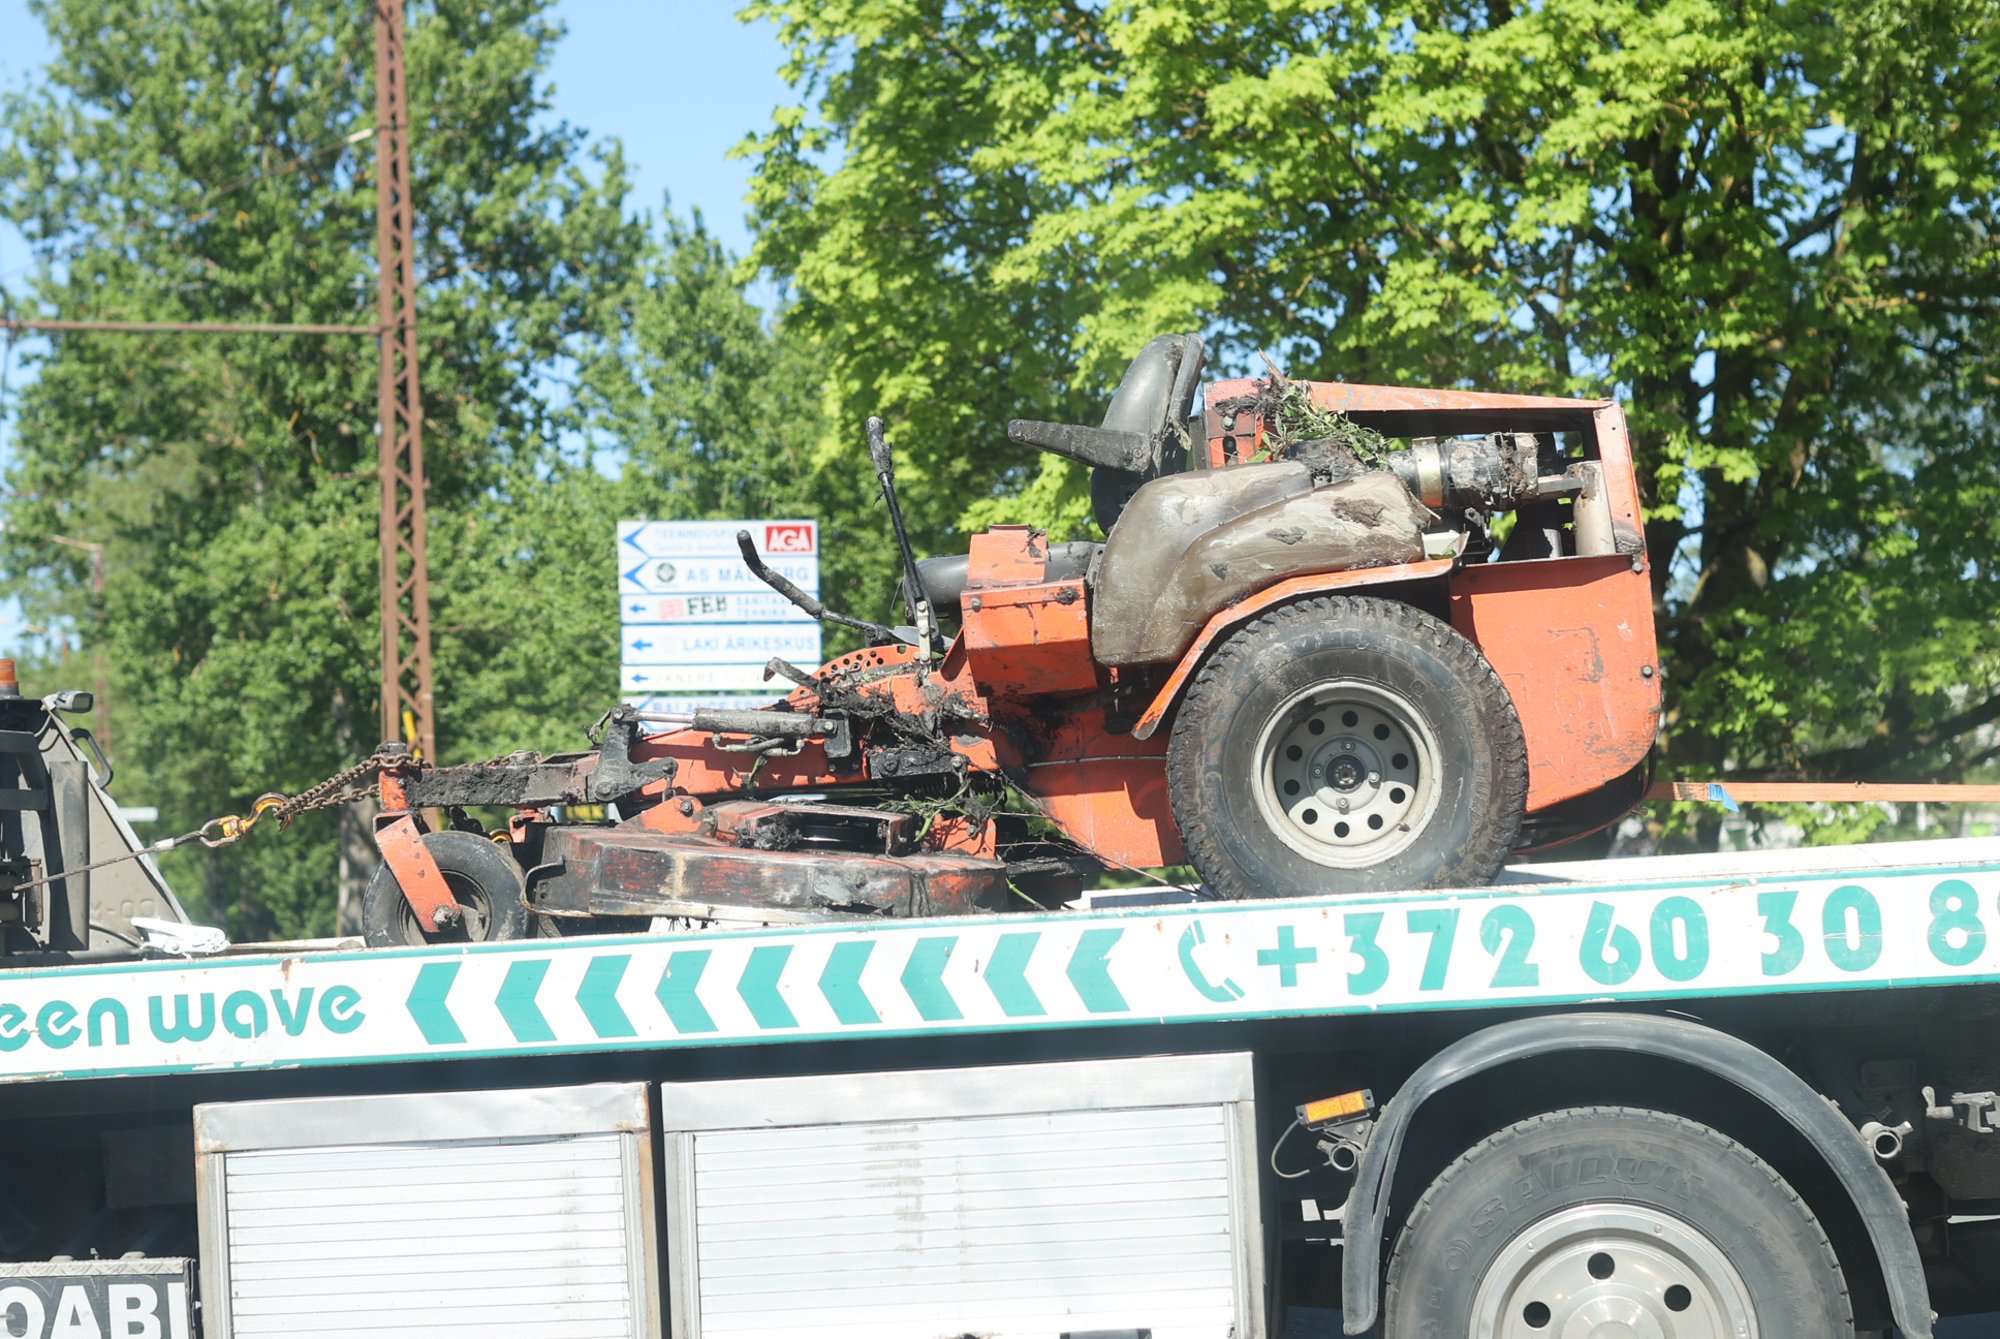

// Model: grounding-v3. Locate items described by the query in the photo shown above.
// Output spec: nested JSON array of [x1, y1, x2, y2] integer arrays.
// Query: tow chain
[[5, 750, 401, 895]]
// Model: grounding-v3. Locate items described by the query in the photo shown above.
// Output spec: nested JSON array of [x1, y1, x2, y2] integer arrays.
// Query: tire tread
[[1385, 1104, 1854, 1334], [1167, 594, 1529, 897]]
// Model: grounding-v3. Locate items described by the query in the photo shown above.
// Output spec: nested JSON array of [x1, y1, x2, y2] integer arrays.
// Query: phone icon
[[1179, 920, 1245, 1002]]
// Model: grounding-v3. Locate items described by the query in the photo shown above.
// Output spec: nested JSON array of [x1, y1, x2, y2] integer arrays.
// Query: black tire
[[1166, 595, 1526, 897], [1383, 1106, 1853, 1338], [362, 830, 530, 947]]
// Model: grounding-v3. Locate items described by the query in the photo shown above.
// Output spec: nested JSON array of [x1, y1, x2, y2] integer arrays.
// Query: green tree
[[451, 208, 832, 753], [0, 0, 642, 935], [579, 210, 828, 542], [744, 0, 2000, 810]]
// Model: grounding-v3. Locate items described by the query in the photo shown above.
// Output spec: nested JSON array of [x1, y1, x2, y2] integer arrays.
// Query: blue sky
[[0, 0, 796, 653]]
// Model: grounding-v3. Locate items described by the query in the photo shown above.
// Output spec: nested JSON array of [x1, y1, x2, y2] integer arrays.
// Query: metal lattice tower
[[373, 0, 435, 761]]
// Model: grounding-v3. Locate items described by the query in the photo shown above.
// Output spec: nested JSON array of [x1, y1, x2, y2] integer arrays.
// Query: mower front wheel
[[1167, 594, 1527, 897], [362, 830, 531, 947]]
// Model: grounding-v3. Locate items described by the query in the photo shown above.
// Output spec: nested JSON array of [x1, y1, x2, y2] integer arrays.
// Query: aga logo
[[764, 523, 816, 555]]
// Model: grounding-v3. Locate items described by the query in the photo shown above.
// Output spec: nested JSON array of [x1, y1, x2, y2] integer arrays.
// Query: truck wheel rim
[[1253, 680, 1440, 868], [1472, 1204, 1758, 1339]]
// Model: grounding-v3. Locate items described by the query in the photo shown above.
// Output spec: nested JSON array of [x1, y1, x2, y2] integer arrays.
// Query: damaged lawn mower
[[363, 334, 1662, 946]]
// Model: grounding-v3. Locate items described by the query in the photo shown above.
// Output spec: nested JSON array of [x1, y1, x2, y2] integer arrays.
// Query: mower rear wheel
[[362, 830, 531, 947], [1167, 595, 1527, 897]]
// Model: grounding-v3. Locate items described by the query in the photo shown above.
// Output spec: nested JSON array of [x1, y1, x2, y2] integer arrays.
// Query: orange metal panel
[[1129, 559, 1457, 740], [373, 813, 460, 929], [1031, 701, 1171, 764], [1448, 555, 1661, 811], [963, 579, 1100, 696], [966, 524, 1051, 586], [1588, 403, 1647, 545], [1027, 755, 1185, 868]]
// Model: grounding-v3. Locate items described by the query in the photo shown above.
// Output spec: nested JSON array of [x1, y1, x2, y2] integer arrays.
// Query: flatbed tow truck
[[2, 341, 1994, 1338], [5, 826, 2000, 1338]]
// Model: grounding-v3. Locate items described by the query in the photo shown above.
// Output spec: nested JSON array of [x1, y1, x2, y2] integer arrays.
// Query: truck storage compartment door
[[660, 1052, 1260, 1339], [193, 1082, 658, 1339]]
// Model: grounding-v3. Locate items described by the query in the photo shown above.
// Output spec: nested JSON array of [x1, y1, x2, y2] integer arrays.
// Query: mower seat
[[912, 542, 1102, 618], [1007, 333, 1207, 532]]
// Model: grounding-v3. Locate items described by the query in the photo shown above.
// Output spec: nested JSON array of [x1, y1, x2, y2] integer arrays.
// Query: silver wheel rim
[[1471, 1203, 1758, 1339], [1252, 680, 1440, 867]]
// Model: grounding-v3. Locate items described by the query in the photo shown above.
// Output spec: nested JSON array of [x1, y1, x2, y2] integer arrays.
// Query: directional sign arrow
[[902, 937, 963, 1021], [819, 940, 880, 1025], [1067, 928, 1129, 1013], [984, 932, 1046, 1018], [738, 945, 798, 1029], [496, 959, 555, 1043], [656, 950, 717, 1034], [577, 955, 636, 1039], [406, 961, 464, 1045]]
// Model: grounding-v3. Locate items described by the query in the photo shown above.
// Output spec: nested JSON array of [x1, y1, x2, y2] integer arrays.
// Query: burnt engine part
[[401, 705, 674, 810], [527, 808, 1012, 923], [701, 801, 920, 854]]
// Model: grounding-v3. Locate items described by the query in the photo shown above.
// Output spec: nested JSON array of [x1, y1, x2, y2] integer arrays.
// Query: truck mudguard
[[1338, 1010, 1931, 1338]]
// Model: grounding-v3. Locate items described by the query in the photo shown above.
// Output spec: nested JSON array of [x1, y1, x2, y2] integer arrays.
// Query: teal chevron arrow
[[739, 945, 798, 1029], [406, 961, 464, 1045], [656, 950, 717, 1034], [1067, 928, 1128, 1013], [901, 937, 963, 1021], [577, 955, 636, 1039], [985, 932, 1046, 1017], [819, 941, 879, 1025], [496, 959, 555, 1043]]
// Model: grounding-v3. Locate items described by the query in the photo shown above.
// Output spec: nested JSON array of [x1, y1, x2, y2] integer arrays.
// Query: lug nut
[[1335, 798, 1350, 813], [1341, 740, 1354, 752], [1368, 771, 1381, 785]]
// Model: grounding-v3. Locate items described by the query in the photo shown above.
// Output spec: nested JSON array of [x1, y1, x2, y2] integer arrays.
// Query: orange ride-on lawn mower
[[362, 335, 1661, 947]]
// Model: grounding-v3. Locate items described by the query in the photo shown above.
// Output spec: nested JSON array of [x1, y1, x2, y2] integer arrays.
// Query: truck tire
[[362, 830, 530, 947], [1166, 595, 1526, 896], [1382, 1106, 1854, 1338]]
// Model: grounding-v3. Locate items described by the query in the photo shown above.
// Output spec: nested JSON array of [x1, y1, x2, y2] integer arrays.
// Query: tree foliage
[[744, 0, 2000, 803]]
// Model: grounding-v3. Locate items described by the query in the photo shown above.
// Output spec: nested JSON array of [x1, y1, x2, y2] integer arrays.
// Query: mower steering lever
[[734, 530, 900, 645], [868, 416, 938, 658]]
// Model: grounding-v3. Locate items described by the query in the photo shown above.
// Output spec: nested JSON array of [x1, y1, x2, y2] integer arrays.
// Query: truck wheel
[[362, 831, 530, 947], [1382, 1106, 1854, 1338], [1166, 595, 1526, 896]]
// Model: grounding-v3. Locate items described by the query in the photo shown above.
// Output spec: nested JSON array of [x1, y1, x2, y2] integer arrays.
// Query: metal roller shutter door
[[196, 1082, 657, 1339], [662, 1053, 1259, 1339]]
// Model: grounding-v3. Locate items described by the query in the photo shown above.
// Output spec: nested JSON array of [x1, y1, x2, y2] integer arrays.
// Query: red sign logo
[[765, 523, 816, 554]]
